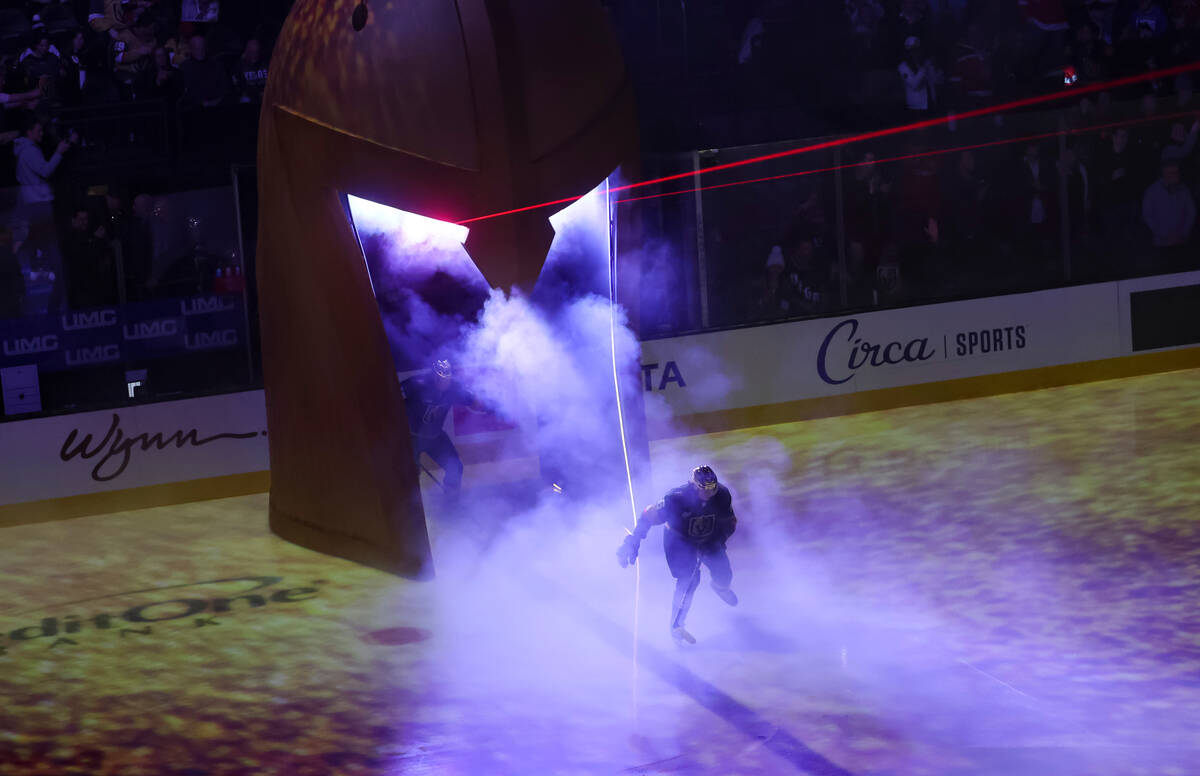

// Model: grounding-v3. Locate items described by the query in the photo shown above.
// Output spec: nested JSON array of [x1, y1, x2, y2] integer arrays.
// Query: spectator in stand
[[63, 206, 119, 309], [1112, 1, 1169, 88], [847, 0, 885, 39], [87, 0, 107, 31], [1176, 76, 1195, 110], [182, 0, 219, 23], [122, 193, 154, 300], [1130, 0, 1168, 39], [0, 82, 44, 113], [88, 0, 148, 34], [138, 46, 181, 101], [148, 195, 186, 277], [778, 187, 834, 282], [1057, 144, 1090, 257], [1139, 89, 1159, 121], [874, 242, 908, 304], [1142, 154, 1195, 271], [1160, 118, 1200, 177], [0, 226, 23, 318], [737, 11, 764, 66], [948, 22, 995, 113], [1069, 20, 1110, 84], [178, 34, 230, 107], [111, 11, 158, 97], [895, 139, 942, 243], [888, 0, 932, 63], [59, 31, 92, 107], [838, 238, 877, 307], [762, 238, 829, 318], [1093, 126, 1143, 274], [1068, 96, 1105, 160], [898, 36, 939, 115], [1168, 11, 1200, 97], [1094, 89, 1117, 123], [1174, 0, 1200, 27], [13, 116, 75, 206], [897, 216, 947, 295], [763, 243, 786, 317], [104, 189, 126, 231], [943, 149, 989, 250], [231, 39, 268, 103], [1081, 0, 1117, 41], [1128, 93, 1164, 175], [1017, 0, 1070, 78], [847, 150, 895, 259], [846, 0, 886, 65], [157, 213, 217, 297], [19, 36, 62, 98], [1010, 141, 1056, 278]]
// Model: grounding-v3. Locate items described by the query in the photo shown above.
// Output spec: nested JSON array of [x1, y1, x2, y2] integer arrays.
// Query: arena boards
[[2, 271, 1198, 524]]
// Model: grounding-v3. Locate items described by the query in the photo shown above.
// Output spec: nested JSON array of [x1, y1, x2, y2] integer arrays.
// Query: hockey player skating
[[400, 359, 486, 495], [616, 466, 738, 645]]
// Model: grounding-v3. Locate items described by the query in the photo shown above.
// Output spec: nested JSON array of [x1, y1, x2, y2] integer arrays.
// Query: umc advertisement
[[1, 274, 1197, 512], [0, 295, 245, 376]]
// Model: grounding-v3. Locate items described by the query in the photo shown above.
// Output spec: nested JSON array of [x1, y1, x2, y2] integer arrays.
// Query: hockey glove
[[616, 536, 639, 568]]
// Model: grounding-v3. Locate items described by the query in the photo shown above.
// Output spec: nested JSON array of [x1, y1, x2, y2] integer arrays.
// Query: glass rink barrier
[[0, 185, 254, 420], [624, 94, 1200, 339]]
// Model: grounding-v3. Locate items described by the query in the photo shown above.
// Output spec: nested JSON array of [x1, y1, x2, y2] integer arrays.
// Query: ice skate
[[712, 583, 738, 607], [671, 626, 696, 645]]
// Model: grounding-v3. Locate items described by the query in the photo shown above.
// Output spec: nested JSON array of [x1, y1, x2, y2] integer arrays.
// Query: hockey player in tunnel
[[400, 359, 486, 496], [616, 466, 739, 645]]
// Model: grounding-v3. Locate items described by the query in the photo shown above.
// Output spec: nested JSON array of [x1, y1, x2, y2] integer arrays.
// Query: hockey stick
[[416, 457, 444, 491]]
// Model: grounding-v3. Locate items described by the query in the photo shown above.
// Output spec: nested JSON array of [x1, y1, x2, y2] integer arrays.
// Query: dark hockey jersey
[[400, 374, 475, 439], [632, 483, 737, 548]]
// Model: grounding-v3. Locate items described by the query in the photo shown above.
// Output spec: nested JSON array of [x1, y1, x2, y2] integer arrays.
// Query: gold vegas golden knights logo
[[687, 514, 716, 539]]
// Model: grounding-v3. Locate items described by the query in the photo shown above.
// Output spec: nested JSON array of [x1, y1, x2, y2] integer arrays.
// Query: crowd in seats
[[0, 0, 277, 321], [0, 0, 281, 112], [0, 175, 244, 317], [607, 0, 1200, 150], [655, 1, 1200, 328], [720, 88, 1200, 328]]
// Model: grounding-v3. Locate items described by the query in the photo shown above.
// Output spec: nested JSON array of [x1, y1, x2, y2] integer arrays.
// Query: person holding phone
[[13, 115, 76, 206]]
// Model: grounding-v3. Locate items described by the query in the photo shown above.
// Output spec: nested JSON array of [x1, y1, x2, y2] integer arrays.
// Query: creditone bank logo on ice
[[817, 318, 937, 385], [0, 576, 325, 657]]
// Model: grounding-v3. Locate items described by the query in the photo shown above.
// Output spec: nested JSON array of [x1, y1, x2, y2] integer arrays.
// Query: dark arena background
[[2, 1, 1200, 774]]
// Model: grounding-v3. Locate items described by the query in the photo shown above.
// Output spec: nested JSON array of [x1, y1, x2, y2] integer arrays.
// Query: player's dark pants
[[664, 528, 732, 629], [413, 430, 463, 493]]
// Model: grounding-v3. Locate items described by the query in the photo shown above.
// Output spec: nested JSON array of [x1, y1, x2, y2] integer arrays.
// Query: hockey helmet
[[691, 465, 718, 494]]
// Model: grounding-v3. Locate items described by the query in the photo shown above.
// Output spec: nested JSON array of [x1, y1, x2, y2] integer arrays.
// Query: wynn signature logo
[[60, 413, 262, 482]]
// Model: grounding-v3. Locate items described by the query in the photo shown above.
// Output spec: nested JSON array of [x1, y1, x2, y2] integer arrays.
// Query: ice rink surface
[[3, 368, 1199, 775]]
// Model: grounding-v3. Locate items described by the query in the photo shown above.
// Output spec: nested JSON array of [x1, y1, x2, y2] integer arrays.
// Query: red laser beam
[[456, 62, 1200, 225], [611, 108, 1200, 205]]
